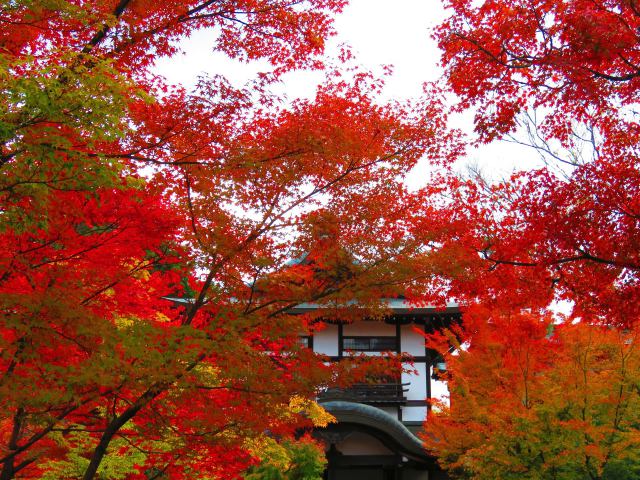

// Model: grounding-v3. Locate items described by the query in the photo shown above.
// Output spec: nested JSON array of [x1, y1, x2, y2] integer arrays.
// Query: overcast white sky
[[154, 0, 540, 187]]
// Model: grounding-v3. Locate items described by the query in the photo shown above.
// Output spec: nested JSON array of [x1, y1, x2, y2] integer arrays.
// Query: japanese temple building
[[165, 292, 456, 479], [290, 300, 458, 480]]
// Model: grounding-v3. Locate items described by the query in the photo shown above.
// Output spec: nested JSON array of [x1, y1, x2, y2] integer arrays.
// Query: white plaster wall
[[401, 405, 427, 422], [343, 320, 395, 336], [402, 362, 427, 400], [379, 406, 400, 418], [400, 324, 425, 356], [313, 324, 338, 356], [337, 432, 393, 456]]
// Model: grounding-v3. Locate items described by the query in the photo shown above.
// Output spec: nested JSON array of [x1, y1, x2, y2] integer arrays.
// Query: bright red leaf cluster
[[423, 2, 640, 478], [0, 1, 461, 479]]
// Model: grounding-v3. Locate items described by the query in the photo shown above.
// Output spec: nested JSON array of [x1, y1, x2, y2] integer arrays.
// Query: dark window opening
[[343, 336, 397, 352]]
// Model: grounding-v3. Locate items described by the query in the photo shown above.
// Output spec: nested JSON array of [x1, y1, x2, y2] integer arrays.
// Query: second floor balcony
[[319, 381, 409, 406]]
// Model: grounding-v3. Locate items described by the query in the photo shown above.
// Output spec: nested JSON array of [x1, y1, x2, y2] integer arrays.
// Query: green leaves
[[0, 50, 148, 234], [40, 429, 149, 480], [244, 438, 326, 480]]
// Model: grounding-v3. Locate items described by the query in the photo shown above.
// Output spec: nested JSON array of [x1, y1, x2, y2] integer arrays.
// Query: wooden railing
[[319, 382, 409, 405]]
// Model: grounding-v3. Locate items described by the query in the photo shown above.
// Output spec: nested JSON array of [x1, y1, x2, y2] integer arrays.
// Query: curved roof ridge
[[319, 400, 428, 459]]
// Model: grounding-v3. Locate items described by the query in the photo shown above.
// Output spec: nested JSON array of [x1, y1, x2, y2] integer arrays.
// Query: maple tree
[[430, 0, 640, 321], [436, 0, 640, 143], [0, 1, 461, 479], [419, 1, 640, 478], [423, 309, 640, 480]]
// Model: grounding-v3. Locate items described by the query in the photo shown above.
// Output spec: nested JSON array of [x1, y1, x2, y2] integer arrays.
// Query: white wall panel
[[401, 405, 427, 422], [313, 324, 338, 356], [403, 362, 427, 400], [431, 372, 449, 407], [400, 324, 425, 355]]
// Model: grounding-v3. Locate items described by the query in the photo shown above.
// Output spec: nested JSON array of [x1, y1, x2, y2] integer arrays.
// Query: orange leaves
[[424, 313, 640, 479], [423, 2, 640, 477]]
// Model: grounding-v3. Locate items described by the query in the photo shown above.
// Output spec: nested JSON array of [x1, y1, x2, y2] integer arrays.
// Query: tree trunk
[[0, 408, 24, 480], [81, 386, 164, 480]]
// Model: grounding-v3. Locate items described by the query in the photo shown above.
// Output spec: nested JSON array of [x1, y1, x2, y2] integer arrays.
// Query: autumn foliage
[[0, 1, 463, 479], [421, 1, 640, 478], [6, 0, 640, 478], [432, 0, 640, 323], [424, 310, 640, 480]]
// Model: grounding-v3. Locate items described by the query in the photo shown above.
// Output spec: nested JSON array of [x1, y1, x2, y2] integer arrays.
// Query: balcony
[[319, 382, 409, 406]]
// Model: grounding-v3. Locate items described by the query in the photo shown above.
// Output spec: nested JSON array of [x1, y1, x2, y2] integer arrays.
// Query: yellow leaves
[[288, 396, 335, 428], [425, 319, 640, 479], [243, 434, 327, 480], [116, 312, 171, 328], [39, 425, 149, 480], [114, 316, 134, 329], [154, 312, 172, 323], [123, 259, 151, 281], [244, 436, 293, 473], [193, 362, 221, 381], [133, 268, 151, 282]]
